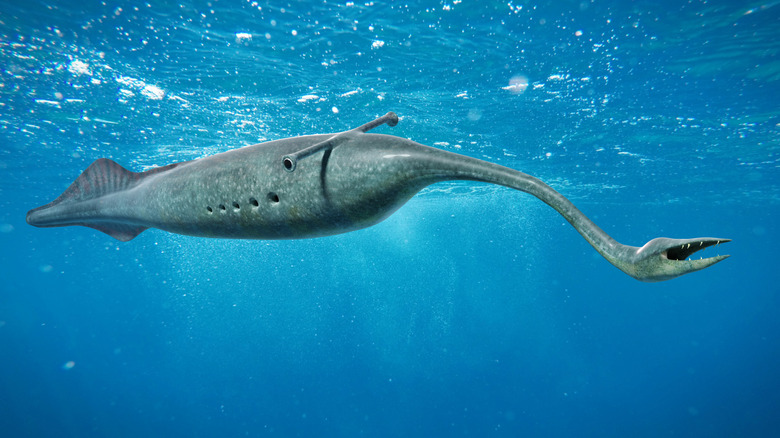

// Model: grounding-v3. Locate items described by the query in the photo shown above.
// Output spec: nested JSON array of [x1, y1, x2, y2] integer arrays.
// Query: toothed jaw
[[662, 238, 731, 262], [625, 237, 731, 282]]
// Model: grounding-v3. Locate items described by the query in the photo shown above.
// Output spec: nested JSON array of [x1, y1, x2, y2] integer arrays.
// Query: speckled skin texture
[[27, 116, 729, 281], [130, 133, 448, 239]]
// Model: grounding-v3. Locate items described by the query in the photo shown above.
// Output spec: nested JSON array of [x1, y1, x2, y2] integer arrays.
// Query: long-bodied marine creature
[[27, 112, 729, 281]]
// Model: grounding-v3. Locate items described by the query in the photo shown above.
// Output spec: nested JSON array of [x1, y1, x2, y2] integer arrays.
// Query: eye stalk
[[282, 156, 296, 172], [282, 112, 399, 172]]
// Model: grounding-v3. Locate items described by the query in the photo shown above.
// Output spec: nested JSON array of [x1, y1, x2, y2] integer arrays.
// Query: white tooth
[[687, 243, 691, 249], [699, 242, 703, 247]]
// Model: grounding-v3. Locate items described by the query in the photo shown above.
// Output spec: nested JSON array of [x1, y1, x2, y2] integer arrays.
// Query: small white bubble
[[297, 94, 319, 103], [502, 75, 529, 94], [235, 32, 252, 43], [331, 106, 339, 114], [140, 85, 165, 100], [67, 60, 91, 76]]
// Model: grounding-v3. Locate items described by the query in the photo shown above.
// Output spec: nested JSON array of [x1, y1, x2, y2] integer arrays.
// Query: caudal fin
[[26, 158, 180, 241]]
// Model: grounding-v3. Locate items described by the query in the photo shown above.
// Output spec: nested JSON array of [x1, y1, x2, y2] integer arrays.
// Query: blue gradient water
[[1, 1, 778, 436]]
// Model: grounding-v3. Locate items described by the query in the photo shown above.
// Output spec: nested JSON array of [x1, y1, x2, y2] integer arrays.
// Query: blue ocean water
[[1, 0, 778, 436]]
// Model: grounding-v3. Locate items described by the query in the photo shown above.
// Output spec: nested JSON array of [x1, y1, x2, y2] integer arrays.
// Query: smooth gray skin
[[27, 112, 729, 282]]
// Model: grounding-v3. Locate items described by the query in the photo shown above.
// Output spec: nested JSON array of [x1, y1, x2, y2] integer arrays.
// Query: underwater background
[[1, 0, 778, 436]]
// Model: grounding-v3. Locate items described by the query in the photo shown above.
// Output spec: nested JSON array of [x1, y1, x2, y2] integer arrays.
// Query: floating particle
[[235, 32, 252, 43], [297, 94, 319, 103], [141, 85, 165, 100], [502, 75, 529, 94], [68, 60, 91, 76]]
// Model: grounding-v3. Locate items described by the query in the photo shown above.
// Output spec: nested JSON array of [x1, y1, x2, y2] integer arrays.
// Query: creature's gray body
[[27, 112, 729, 282]]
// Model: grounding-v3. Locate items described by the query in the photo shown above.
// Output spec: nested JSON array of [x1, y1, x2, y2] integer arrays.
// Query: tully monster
[[27, 112, 730, 282]]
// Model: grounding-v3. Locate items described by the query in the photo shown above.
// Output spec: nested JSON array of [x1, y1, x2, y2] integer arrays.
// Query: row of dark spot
[[206, 192, 280, 214]]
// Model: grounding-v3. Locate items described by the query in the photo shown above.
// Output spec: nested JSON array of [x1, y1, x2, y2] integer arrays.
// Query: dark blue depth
[[1, 1, 778, 437]]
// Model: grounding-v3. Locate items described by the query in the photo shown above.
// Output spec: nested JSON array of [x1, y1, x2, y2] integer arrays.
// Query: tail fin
[[26, 158, 180, 241], [44, 158, 141, 206]]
